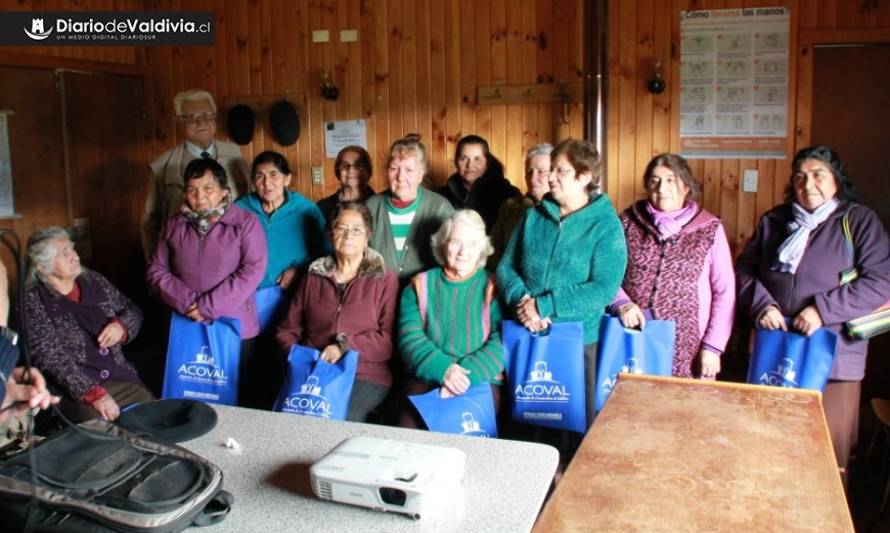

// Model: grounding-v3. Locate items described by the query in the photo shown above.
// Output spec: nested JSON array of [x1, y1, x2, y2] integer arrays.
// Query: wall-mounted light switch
[[742, 169, 758, 193], [312, 30, 330, 43], [312, 166, 324, 185]]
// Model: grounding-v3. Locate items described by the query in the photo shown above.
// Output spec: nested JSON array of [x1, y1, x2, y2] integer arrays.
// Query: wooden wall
[[605, 0, 890, 254], [142, 0, 586, 199]]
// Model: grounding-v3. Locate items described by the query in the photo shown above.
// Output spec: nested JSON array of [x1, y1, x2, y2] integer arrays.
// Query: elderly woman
[[366, 134, 454, 281], [235, 151, 329, 291], [497, 138, 627, 425], [317, 146, 376, 222], [398, 209, 505, 429], [737, 145, 890, 471], [275, 202, 398, 422], [146, 158, 267, 407], [437, 135, 520, 230], [489, 143, 553, 267], [24, 227, 154, 422], [612, 154, 735, 379]]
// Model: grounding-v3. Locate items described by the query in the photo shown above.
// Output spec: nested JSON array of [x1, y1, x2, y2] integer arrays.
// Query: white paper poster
[[0, 113, 15, 217], [679, 7, 790, 159], [324, 120, 367, 158]]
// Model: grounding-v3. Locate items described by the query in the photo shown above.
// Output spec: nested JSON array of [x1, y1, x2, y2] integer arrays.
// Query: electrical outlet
[[340, 29, 358, 43], [312, 166, 324, 186], [312, 30, 330, 43]]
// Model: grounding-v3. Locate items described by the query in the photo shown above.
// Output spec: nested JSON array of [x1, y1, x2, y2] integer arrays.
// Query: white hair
[[26, 226, 71, 287], [174, 89, 217, 116], [431, 210, 494, 270], [525, 143, 554, 168]]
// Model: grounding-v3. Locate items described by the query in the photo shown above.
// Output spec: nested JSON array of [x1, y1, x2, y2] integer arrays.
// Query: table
[[184, 405, 559, 532], [534, 375, 854, 532]]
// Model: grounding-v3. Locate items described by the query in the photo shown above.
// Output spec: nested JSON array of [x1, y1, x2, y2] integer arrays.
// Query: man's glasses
[[178, 113, 217, 125]]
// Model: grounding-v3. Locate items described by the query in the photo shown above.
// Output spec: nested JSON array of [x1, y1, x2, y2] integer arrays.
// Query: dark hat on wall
[[116, 399, 218, 443], [269, 100, 301, 146], [227, 103, 255, 145]]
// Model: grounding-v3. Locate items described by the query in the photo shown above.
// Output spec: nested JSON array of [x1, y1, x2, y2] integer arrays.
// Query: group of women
[[20, 133, 889, 471]]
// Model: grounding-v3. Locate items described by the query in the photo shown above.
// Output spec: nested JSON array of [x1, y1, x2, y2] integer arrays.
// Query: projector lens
[[379, 487, 407, 506]]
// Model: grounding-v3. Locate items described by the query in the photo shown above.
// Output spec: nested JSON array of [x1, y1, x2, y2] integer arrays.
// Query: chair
[[864, 398, 890, 520]]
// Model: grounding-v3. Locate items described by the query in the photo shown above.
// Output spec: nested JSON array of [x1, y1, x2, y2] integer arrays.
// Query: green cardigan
[[496, 193, 628, 345], [366, 188, 454, 280], [399, 267, 504, 386]]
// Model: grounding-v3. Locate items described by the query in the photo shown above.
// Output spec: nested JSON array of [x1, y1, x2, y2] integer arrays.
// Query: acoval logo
[[176, 345, 227, 384], [515, 361, 570, 403], [282, 375, 333, 418], [759, 357, 799, 388], [459, 411, 490, 438], [24, 18, 53, 40], [600, 355, 644, 398]]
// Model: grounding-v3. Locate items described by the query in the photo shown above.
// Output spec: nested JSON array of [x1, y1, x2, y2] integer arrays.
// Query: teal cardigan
[[235, 192, 331, 288], [496, 193, 628, 344], [366, 188, 454, 281]]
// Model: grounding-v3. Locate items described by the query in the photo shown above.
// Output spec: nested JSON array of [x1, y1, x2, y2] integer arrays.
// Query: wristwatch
[[0, 326, 19, 346]]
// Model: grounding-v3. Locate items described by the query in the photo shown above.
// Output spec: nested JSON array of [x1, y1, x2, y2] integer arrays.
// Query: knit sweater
[[613, 201, 736, 377], [235, 191, 331, 288], [399, 267, 505, 386], [497, 193, 628, 345], [366, 188, 454, 280]]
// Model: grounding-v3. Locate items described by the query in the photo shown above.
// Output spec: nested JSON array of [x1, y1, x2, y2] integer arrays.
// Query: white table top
[[184, 405, 559, 533]]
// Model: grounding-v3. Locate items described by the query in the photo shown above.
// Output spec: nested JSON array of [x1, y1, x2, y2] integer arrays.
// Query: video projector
[[310, 436, 466, 519]]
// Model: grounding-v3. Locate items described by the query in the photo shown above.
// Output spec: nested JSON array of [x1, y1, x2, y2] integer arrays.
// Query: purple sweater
[[146, 205, 268, 339], [736, 202, 890, 380], [612, 202, 736, 374]]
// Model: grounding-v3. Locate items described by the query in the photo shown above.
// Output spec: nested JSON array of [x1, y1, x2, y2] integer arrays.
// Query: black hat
[[116, 399, 217, 443], [269, 100, 300, 146], [227, 104, 255, 145]]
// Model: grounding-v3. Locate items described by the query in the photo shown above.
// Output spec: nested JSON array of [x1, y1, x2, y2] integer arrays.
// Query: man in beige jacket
[[141, 89, 251, 260]]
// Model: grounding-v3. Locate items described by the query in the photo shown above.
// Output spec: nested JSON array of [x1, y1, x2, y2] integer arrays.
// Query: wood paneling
[[143, 0, 585, 197], [607, 0, 890, 254]]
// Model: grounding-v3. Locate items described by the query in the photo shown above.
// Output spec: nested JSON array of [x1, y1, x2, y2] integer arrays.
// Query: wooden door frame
[[795, 28, 890, 149]]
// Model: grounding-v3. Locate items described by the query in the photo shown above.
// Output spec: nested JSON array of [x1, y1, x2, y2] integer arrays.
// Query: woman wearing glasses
[[317, 146, 376, 223], [276, 202, 399, 422], [236, 151, 330, 291], [497, 138, 627, 427]]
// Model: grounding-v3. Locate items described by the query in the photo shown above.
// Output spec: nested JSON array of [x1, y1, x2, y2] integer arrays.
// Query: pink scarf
[[646, 201, 698, 240]]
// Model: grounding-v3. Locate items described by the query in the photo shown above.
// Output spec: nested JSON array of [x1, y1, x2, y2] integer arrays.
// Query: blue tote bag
[[502, 320, 587, 434], [162, 314, 242, 405], [409, 383, 498, 438], [747, 325, 838, 391], [274, 345, 359, 420], [595, 316, 675, 411], [254, 285, 288, 332]]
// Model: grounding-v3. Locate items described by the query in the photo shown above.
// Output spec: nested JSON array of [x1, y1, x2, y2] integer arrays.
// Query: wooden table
[[534, 375, 854, 532]]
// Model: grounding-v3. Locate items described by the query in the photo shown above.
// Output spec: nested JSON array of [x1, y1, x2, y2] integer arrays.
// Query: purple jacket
[[736, 202, 890, 380], [146, 205, 268, 339]]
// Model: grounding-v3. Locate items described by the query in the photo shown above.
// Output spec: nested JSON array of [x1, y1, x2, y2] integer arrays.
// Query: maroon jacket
[[275, 248, 399, 386], [736, 202, 890, 380]]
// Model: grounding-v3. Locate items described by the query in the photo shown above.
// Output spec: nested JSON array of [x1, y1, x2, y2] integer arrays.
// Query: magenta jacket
[[146, 205, 268, 339]]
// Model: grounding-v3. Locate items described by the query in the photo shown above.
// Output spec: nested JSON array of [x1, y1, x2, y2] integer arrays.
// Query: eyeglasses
[[338, 162, 366, 173], [332, 225, 367, 237], [178, 113, 217, 125], [527, 168, 552, 178]]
